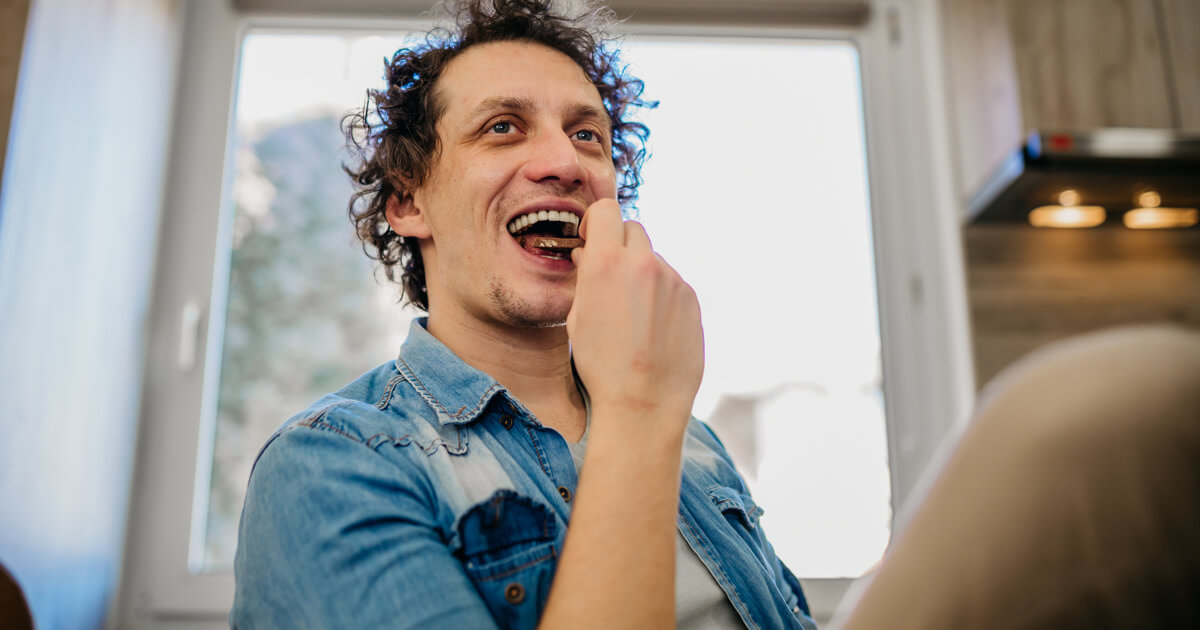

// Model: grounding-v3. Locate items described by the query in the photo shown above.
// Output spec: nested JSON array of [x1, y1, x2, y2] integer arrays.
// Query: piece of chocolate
[[519, 235, 584, 252]]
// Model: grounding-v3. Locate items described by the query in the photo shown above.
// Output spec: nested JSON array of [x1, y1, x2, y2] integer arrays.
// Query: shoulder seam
[[297, 400, 368, 444]]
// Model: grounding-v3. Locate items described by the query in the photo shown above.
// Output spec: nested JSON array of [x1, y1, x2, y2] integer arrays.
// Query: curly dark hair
[[343, 0, 656, 311]]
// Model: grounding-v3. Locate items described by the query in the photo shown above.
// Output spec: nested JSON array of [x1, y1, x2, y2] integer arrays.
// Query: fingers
[[575, 200, 658, 274], [579, 198, 623, 248], [577, 199, 654, 252], [623, 220, 652, 253], [568, 199, 704, 424], [655, 251, 687, 286]]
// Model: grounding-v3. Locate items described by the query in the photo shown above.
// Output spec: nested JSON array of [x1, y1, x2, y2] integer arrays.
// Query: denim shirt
[[232, 318, 817, 629]]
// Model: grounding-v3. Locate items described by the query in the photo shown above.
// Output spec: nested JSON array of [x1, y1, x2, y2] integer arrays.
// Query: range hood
[[967, 129, 1200, 228]]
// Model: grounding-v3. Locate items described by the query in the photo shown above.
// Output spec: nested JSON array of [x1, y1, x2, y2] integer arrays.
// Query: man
[[232, 1, 818, 628]]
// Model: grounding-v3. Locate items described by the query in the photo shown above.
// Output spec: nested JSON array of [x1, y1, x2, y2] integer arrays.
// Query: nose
[[522, 128, 587, 188]]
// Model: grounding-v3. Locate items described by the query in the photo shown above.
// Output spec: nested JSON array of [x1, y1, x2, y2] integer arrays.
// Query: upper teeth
[[507, 210, 581, 234]]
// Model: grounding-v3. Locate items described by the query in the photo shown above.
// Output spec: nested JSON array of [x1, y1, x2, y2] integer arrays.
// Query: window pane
[[626, 38, 890, 578], [198, 32, 422, 570]]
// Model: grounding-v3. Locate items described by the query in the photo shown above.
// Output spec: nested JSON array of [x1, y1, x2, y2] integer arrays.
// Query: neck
[[424, 306, 585, 439]]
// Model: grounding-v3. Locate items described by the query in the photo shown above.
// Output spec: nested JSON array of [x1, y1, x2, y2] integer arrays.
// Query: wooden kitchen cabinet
[[1160, 0, 1200, 131], [1007, 0, 1175, 131], [942, 0, 1200, 204], [942, 0, 1024, 199]]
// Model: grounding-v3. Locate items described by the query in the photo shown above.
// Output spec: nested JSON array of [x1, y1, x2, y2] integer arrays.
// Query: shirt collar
[[394, 317, 509, 427]]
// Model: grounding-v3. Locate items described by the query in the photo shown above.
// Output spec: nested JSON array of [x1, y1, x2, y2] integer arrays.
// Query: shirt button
[[558, 486, 572, 502], [500, 416, 514, 429], [504, 582, 525, 604]]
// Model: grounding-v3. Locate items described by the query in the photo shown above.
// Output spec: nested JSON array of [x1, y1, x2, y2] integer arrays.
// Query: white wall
[[0, 0, 182, 627]]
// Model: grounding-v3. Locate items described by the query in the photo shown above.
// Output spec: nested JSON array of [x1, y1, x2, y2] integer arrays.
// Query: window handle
[[179, 300, 202, 372]]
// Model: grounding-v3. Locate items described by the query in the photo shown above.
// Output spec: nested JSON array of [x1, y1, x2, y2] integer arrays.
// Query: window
[[198, 30, 890, 578], [120, 3, 973, 625]]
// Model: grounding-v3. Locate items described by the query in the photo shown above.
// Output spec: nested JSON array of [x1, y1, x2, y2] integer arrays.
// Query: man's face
[[394, 40, 618, 328]]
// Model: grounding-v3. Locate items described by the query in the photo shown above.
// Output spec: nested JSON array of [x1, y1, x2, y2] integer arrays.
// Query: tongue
[[518, 235, 584, 255]]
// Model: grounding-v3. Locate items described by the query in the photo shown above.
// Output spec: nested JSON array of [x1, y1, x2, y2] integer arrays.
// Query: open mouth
[[506, 210, 584, 260]]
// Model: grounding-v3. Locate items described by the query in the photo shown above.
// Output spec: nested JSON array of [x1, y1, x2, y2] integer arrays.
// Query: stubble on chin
[[487, 279, 569, 329]]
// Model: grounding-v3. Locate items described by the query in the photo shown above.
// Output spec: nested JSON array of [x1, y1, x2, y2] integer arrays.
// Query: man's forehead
[[435, 41, 606, 122]]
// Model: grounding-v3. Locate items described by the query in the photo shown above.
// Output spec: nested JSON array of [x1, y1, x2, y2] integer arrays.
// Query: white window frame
[[115, 1, 973, 627]]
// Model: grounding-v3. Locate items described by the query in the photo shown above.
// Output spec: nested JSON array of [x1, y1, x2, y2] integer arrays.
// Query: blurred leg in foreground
[[834, 326, 1200, 630]]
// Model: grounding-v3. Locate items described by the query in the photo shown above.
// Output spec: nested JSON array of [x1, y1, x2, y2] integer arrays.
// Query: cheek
[[468, 159, 519, 217], [591, 160, 620, 200], [470, 159, 511, 188]]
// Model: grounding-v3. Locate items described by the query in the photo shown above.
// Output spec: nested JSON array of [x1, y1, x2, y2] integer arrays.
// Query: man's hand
[[543, 200, 702, 628], [566, 198, 704, 439]]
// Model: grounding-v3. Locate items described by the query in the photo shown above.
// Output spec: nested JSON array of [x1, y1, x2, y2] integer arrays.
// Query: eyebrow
[[467, 96, 611, 131], [468, 96, 534, 120]]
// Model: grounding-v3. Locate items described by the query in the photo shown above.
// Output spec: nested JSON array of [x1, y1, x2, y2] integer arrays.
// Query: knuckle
[[629, 350, 654, 374], [634, 253, 660, 275]]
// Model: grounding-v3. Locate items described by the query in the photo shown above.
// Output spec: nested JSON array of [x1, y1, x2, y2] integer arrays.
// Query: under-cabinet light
[[1028, 191, 1105, 228], [1124, 206, 1198, 229]]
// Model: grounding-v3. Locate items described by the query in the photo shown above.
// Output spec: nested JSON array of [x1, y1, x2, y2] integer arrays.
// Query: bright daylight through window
[[197, 30, 891, 580]]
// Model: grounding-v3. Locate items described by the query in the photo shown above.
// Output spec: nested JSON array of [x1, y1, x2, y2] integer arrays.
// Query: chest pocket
[[708, 486, 775, 578], [454, 490, 560, 630]]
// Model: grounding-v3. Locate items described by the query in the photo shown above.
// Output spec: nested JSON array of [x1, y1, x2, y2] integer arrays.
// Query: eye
[[489, 121, 514, 134], [572, 129, 599, 142]]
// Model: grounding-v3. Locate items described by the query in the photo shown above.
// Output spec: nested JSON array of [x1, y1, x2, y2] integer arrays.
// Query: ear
[[385, 192, 432, 239]]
